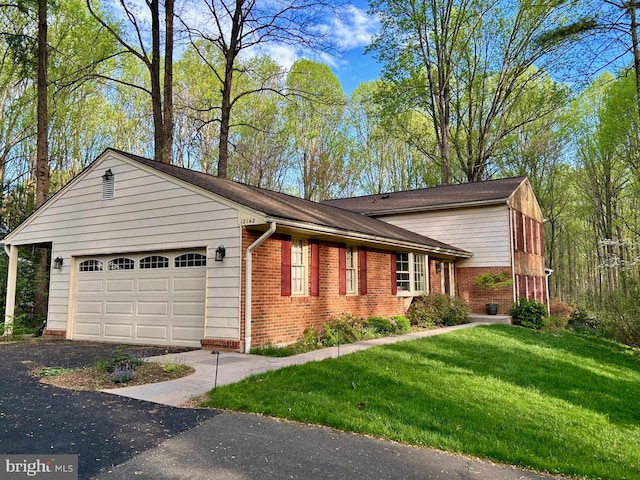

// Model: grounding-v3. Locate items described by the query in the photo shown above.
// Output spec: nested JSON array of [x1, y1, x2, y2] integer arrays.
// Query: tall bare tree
[[369, 0, 578, 184], [87, 0, 174, 163], [181, 0, 335, 178]]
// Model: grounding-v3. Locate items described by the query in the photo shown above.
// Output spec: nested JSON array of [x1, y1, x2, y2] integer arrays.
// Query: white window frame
[[291, 239, 308, 296], [346, 245, 357, 295], [396, 252, 429, 295]]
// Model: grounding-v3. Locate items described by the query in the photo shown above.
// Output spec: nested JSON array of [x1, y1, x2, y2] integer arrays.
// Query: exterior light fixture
[[54, 257, 63, 269], [435, 262, 442, 273], [102, 169, 113, 181], [214, 245, 226, 262]]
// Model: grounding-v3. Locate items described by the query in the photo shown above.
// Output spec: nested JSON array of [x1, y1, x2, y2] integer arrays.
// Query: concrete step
[[470, 314, 512, 325]]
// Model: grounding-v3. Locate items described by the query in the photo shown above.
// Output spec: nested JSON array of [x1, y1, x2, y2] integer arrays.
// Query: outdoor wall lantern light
[[102, 169, 113, 181], [214, 245, 226, 262], [435, 262, 442, 273], [54, 257, 63, 270]]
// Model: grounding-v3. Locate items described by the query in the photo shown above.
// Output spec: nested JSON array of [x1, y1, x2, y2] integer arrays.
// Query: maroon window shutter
[[390, 253, 397, 295], [516, 213, 524, 252], [310, 240, 320, 296], [539, 221, 545, 258], [281, 236, 291, 297], [358, 247, 367, 295], [338, 244, 347, 295]]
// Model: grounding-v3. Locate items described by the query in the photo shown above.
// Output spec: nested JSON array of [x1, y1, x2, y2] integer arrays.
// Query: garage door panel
[[76, 301, 103, 315], [173, 301, 205, 317], [74, 250, 206, 347], [75, 322, 102, 337], [137, 301, 169, 316], [173, 276, 206, 293], [139, 277, 170, 293], [171, 326, 202, 342], [136, 324, 168, 342], [104, 323, 134, 338], [105, 302, 134, 315], [77, 280, 104, 293], [106, 279, 135, 293]]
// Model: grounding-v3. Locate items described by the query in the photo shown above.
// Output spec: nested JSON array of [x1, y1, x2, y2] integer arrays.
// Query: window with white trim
[[396, 253, 428, 294], [175, 253, 206, 268], [140, 255, 169, 269], [346, 246, 357, 294], [396, 253, 410, 292], [79, 259, 103, 272], [108, 258, 134, 270], [414, 254, 426, 292], [291, 239, 307, 295]]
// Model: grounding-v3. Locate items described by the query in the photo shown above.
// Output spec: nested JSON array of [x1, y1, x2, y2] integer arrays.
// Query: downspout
[[244, 222, 276, 353], [507, 200, 517, 304]]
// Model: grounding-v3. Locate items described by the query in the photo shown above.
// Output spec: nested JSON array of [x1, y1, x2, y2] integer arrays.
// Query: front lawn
[[202, 325, 640, 480]]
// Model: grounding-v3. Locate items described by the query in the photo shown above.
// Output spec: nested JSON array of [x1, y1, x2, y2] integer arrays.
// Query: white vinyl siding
[[10, 153, 243, 343], [381, 205, 511, 267]]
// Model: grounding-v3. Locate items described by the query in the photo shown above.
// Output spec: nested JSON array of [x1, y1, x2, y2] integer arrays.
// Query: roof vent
[[381, 193, 390, 199], [102, 169, 114, 200]]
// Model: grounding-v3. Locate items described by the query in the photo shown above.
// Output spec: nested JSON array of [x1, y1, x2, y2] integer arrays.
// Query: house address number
[[241, 217, 257, 225]]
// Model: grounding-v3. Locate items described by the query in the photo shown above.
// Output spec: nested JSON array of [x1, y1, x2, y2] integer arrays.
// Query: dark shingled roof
[[323, 177, 528, 214], [111, 149, 471, 257]]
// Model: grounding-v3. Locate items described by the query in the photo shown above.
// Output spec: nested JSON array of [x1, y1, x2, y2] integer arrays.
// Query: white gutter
[[244, 222, 277, 353]]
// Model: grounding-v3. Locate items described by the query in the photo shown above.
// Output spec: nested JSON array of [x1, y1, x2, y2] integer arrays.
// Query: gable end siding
[[10, 156, 242, 342]]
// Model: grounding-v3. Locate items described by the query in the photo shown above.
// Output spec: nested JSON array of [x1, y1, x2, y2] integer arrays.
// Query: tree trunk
[[161, 0, 174, 164], [150, 0, 164, 162], [35, 0, 49, 318]]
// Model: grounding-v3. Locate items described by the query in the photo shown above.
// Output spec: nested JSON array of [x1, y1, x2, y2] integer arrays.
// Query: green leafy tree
[[285, 59, 351, 201]]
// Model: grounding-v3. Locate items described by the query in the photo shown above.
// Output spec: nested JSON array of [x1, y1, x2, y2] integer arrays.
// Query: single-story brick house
[[2, 149, 479, 351], [324, 177, 549, 314]]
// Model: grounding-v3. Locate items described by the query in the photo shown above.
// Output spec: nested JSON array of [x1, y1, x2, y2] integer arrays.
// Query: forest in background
[[1, 0, 639, 343]]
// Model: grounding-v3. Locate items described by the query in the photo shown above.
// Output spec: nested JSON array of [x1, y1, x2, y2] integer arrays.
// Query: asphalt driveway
[[0, 340, 216, 479]]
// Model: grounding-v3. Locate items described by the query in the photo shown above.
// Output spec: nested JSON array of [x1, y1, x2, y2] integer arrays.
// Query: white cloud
[[323, 4, 380, 50]]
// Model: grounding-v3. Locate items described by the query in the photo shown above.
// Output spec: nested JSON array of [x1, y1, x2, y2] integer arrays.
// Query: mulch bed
[[0, 340, 217, 479]]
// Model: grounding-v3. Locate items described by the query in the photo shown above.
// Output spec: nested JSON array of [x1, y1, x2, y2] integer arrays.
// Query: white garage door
[[73, 250, 206, 347]]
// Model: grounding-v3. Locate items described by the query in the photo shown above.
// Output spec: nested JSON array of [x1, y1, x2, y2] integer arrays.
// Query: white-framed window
[[414, 254, 426, 292], [108, 258, 134, 270], [291, 239, 307, 295], [346, 246, 357, 294], [175, 253, 207, 268], [396, 253, 410, 292], [79, 259, 103, 272], [396, 253, 428, 295], [140, 255, 169, 269]]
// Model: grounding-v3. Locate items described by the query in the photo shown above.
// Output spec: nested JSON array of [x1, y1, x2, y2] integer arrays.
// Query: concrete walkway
[[103, 321, 499, 407]]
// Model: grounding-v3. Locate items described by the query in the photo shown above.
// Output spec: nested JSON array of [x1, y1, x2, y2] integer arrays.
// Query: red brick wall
[[456, 267, 515, 315], [240, 230, 407, 349]]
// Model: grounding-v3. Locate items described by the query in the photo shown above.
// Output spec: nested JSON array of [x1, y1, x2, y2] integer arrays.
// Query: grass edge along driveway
[[203, 325, 640, 480]]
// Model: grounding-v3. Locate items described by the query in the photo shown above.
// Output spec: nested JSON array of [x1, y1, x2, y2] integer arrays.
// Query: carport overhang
[[1, 240, 53, 337]]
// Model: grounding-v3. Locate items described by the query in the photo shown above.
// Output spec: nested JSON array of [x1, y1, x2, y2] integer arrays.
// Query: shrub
[[365, 316, 393, 334], [322, 313, 361, 346], [97, 348, 145, 373], [407, 293, 470, 328], [568, 305, 600, 335], [390, 316, 411, 333], [510, 299, 547, 330], [596, 283, 640, 347], [110, 363, 137, 384], [549, 301, 574, 319]]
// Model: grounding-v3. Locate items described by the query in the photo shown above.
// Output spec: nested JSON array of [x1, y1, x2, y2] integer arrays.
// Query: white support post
[[4, 244, 18, 336]]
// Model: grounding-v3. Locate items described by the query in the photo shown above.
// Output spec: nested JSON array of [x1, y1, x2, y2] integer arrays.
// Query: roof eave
[[358, 198, 511, 216]]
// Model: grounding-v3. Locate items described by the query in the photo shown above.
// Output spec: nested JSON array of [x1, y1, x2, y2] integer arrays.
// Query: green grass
[[203, 325, 640, 479]]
